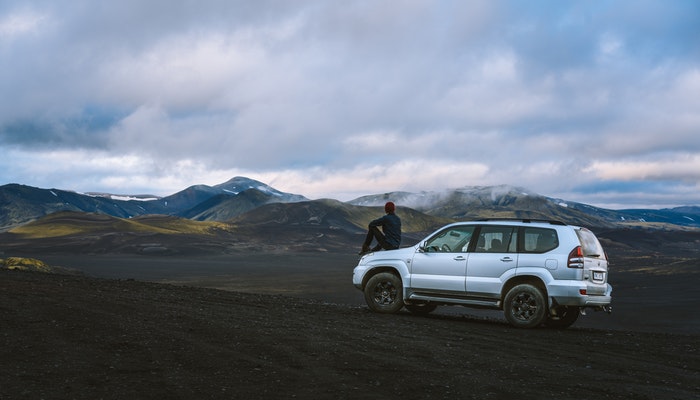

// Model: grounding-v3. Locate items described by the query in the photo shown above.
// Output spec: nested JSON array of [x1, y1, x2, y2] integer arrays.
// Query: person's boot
[[358, 244, 370, 255]]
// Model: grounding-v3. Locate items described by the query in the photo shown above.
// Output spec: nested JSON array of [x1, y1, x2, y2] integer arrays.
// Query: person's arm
[[368, 215, 386, 227]]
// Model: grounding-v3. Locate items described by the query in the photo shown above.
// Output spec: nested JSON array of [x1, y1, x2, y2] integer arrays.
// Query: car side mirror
[[419, 241, 428, 252]]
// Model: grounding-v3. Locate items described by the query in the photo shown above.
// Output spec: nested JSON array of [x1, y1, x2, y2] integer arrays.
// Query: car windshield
[[424, 226, 475, 253]]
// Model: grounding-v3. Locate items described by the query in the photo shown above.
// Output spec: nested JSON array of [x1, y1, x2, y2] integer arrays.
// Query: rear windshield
[[575, 228, 606, 258]]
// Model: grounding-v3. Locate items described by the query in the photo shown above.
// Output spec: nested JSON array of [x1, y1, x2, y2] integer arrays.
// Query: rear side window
[[522, 228, 558, 253], [474, 226, 517, 253], [575, 228, 606, 258]]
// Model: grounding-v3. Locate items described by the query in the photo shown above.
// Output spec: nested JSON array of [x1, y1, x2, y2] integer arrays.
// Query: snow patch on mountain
[[214, 177, 306, 202], [83, 192, 160, 202]]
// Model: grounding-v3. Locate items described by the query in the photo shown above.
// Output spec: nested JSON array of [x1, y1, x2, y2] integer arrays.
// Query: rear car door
[[465, 225, 518, 298]]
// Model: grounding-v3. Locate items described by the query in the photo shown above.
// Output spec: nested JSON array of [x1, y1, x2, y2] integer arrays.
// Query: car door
[[409, 225, 475, 295], [465, 225, 518, 298]]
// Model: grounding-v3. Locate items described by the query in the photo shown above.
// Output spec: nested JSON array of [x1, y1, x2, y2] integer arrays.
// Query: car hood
[[360, 246, 418, 264]]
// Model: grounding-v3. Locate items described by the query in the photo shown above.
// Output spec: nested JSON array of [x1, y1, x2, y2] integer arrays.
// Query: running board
[[408, 294, 500, 309]]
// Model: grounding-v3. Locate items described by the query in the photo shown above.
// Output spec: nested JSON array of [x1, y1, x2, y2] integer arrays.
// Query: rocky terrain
[[1, 257, 698, 400]]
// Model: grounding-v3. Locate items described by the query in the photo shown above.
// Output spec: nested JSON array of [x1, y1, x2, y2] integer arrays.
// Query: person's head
[[384, 201, 395, 214]]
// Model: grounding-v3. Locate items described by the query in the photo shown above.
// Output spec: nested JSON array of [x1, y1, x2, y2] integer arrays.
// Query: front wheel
[[503, 283, 546, 328], [364, 272, 404, 314]]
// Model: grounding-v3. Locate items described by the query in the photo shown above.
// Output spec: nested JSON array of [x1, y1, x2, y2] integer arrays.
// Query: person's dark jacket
[[369, 213, 402, 248]]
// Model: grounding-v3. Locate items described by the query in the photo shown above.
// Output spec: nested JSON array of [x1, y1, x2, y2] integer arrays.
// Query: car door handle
[[500, 257, 514, 262], [453, 256, 466, 261]]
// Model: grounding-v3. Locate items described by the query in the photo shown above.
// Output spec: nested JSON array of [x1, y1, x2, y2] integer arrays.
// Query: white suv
[[352, 219, 612, 329]]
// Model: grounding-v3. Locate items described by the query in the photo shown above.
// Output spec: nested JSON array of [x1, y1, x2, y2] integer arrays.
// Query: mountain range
[[1, 177, 699, 233], [349, 186, 700, 229], [2, 176, 699, 255], [0, 177, 306, 231]]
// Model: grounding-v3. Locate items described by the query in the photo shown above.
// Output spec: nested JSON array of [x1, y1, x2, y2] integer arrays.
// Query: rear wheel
[[545, 306, 580, 329], [503, 283, 546, 328], [364, 272, 404, 314]]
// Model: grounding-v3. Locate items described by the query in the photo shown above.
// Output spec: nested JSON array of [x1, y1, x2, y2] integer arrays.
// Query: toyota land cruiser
[[352, 219, 612, 328]]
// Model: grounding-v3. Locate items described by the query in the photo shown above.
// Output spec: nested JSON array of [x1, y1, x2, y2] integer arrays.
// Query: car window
[[522, 227, 558, 253], [575, 228, 605, 258], [424, 226, 475, 253], [474, 226, 516, 253]]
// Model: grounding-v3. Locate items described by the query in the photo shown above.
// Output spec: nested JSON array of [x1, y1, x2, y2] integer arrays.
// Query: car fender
[[505, 266, 555, 293], [361, 258, 411, 290]]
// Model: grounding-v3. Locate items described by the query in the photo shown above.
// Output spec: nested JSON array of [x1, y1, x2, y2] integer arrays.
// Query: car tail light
[[568, 246, 584, 268]]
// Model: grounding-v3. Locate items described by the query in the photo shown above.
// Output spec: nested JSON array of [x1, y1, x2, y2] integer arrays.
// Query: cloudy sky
[[1, 1, 699, 209]]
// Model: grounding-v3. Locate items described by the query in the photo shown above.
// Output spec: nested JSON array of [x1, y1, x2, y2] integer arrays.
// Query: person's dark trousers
[[362, 226, 397, 252]]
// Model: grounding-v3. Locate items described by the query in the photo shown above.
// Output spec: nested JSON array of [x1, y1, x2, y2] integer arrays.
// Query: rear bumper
[[548, 281, 613, 307]]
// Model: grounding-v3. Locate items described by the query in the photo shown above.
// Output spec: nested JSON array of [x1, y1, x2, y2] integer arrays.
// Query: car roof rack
[[474, 218, 567, 226]]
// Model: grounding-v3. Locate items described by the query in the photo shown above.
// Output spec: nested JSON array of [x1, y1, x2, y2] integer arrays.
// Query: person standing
[[359, 201, 401, 255]]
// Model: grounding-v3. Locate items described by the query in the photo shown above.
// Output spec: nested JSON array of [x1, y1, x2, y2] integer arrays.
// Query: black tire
[[364, 272, 404, 314], [405, 303, 438, 315], [503, 283, 547, 328], [545, 306, 580, 329]]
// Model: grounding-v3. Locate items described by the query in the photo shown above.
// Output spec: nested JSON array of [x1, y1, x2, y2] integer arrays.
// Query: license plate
[[593, 271, 605, 281]]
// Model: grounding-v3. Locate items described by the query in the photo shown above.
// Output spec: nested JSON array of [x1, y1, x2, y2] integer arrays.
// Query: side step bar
[[407, 293, 500, 309]]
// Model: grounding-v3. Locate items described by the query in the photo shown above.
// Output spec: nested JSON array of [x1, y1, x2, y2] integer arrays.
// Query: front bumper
[[352, 264, 369, 290]]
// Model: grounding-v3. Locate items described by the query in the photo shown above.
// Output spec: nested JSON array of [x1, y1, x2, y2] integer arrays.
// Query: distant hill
[[0, 198, 452, 254], [3, 211, 235, 255], [228, 198, 450, 234], [0, 184, 169, 230], [349, 185, 700, 229], [612, 206, 700, 227], [0, 177, 307, 230], [2, 196, 700, 256], [2, 178, 699, 235], [212, 176, 307, 202], [154, 176, 307, 215], [179, 189, 277, 221], [348, 185, 607, 225]]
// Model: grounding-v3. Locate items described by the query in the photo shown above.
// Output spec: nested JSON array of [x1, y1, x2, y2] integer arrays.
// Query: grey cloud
[[0, 1, 699, 207], [0, 107, 119, 148]]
